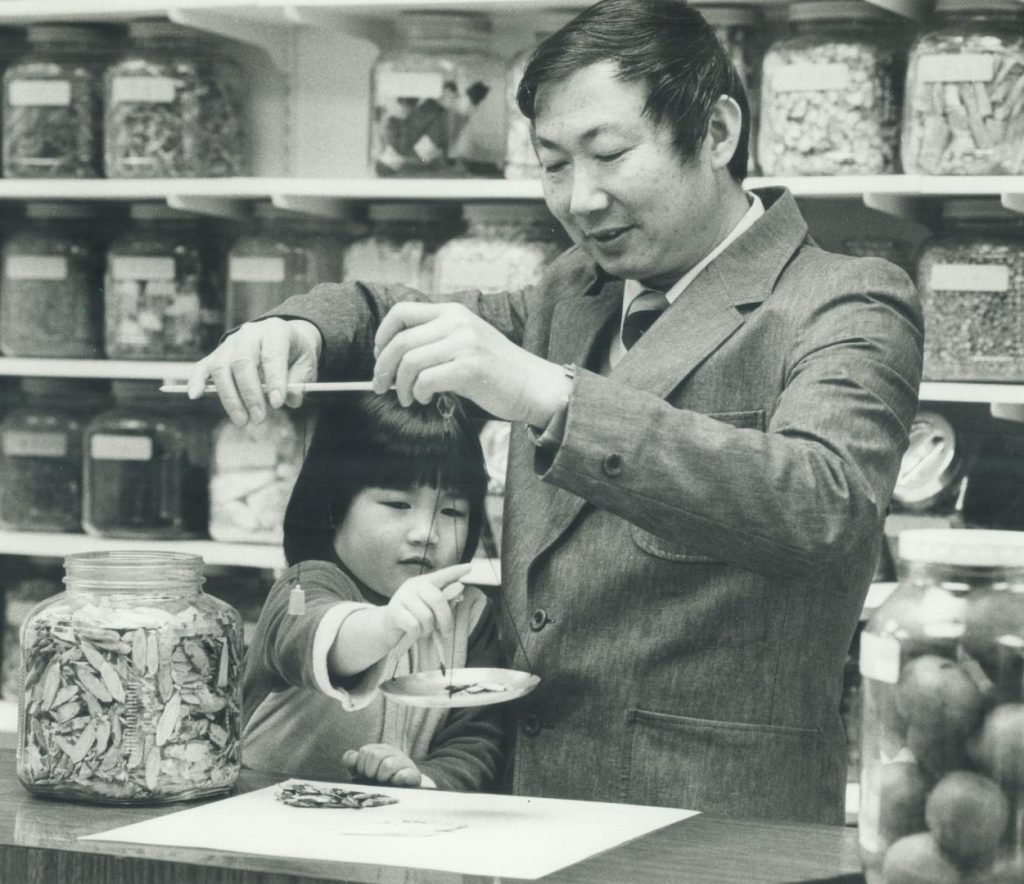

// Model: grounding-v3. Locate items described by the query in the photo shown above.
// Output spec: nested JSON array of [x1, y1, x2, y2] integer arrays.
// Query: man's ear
[[706, 95, 743, 171]]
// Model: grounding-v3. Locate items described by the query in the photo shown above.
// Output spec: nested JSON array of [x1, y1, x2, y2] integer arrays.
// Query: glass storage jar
[[2, 25, 115, 178], [104, 203, 226, 361], [370, 12, 505, 178], [0, 202, 107, 358], [208, 409, 303, 545], [225, 205, 343, 329], [342, 202, 460, 291], [82, 381, 213, 540], [917, 199, 1024, 382], [17, 550, 242, 804], [104, 20, 247, 178], [859, 529, 1024, 884], [0, 379, 107, 533], [901, 0, 1024, 175], [433, 202, 562, 294], [504, 32, 550, 181], [758, 0, 904, 176]]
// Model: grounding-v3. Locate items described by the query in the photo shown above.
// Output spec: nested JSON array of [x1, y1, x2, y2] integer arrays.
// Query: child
[[242, 392, 506, 791]]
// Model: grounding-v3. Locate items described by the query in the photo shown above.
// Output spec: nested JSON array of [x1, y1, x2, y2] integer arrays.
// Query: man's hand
[[373, 302, 572, 426], [343, 744, 422, 788], [186, 317, 323, 426], [384, 563, 470, 647]]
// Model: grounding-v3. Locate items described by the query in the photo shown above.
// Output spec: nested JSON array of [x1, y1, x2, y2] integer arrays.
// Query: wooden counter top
[[0, 745, 864, 884]]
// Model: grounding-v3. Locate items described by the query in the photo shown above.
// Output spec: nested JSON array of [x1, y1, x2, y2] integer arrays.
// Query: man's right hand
[[186, 317, 323, 426]]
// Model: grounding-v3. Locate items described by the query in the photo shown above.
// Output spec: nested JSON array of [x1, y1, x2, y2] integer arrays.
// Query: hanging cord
[[288, 407, 309, 616]]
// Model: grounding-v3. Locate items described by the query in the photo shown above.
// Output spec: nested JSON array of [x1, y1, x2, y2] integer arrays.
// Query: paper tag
[[90, 434, 153, 462], [229, 256, 286, 283], [773, 63, 850, 93], [376, 71, 444, 102], [2, 431, 68, 458], [111, 76, 176, 104], [5, 256, 68, 281], [930, 263, 1011, 293], [859, 631, 901, 685], [111, 256, 176, 281], [918, 53, 994, 83], [8, 79, 71, 107]]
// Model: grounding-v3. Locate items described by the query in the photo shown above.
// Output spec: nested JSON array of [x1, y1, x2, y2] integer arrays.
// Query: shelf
[[0, 358, 195, 382], [919, 383, 1024, 406]]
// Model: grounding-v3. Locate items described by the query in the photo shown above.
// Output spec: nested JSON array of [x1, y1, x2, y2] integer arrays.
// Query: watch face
[[894, 412, 960, 511]]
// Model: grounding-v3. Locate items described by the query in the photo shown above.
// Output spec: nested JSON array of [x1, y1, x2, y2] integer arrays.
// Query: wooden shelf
[[0, 358, 194, 382], [919, 383, 1024, 406]]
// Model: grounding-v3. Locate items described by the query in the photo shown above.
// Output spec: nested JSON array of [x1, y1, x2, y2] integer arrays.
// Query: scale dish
[[379, 667, 540, 708]]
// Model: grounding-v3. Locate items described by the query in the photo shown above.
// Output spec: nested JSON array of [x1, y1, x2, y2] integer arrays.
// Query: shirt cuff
[[311, 602, 381, 711]]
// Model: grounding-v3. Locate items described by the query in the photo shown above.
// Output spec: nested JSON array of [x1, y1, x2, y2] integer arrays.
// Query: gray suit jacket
[[270, 188, 923, 823]]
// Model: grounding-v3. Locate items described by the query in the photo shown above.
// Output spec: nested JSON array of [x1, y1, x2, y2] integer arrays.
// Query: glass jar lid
[[25, 24, 120, 46], [398, 11, 493, 45], [694, 4, 761, 28], [899, 529, 1024, 568], [368, 202, 461, 225], [892, 412, 961, 510], [19, 377, 105, 400], [787, 0, 891, 22], [129, 203, 202, 222], [126, 19, 219, 43], [25, 202, 103, 221], [935, 0, 1023, 15], [63, 549, 205, 590], [463, 201, 556, 228]]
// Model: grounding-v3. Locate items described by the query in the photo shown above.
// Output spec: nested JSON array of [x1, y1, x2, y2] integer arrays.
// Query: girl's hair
[[283, 393, 488, 568]]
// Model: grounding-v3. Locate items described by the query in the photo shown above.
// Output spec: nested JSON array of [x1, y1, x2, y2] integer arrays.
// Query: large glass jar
[[0, 202, 107, 358], [2, 25, 115, 178], [917, 199, 1024, 382], [208, 409, 303, 545], [370, 12, 505, 178], [758, 1, 903, 176], [342, 202, 460, 291], [82, 382, 213, 540], [504, 32, 550, 181], [17, 550, 242, 804], [0, 379, 107, 533], [225, 205, 343, 329], [901, 0, 1024, 175], [859, 529, 1024, 884], [433, 202, 562, 294], [104, 204, 226, 361], [104, 20, 247, 178]]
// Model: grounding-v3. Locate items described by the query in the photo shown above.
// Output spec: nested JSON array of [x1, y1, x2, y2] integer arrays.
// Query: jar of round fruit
[[859, 528, 1024, 883]]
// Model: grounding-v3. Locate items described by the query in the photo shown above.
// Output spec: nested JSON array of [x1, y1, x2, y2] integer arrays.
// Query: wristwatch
[[528, 362, 577, 446]]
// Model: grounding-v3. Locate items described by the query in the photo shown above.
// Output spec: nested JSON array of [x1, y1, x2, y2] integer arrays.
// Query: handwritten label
[[111, 76, 177, 104], [918, 53, 994, 83], [5, 256, 68, 281], [859, 631, 901, 685], [773, 63, 850, 93], [376, 71, 445, 102], [8, 79, 71, 107], [90, 434, 153, 462], [229, 256, 286, 283], [930, 263, 1010, 293], [2, 431, 67, 458], [110, 257, 176, 281]]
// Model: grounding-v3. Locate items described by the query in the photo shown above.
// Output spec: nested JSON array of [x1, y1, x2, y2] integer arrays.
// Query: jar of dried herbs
[[2, 25, 117, 178], [17, 550, 242, 804], [0, 379, 107, 533], [104, 20, 247, 178]]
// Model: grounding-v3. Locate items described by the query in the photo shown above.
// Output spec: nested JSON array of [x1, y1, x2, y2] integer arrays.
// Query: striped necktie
[[621, 289, 669, 350]]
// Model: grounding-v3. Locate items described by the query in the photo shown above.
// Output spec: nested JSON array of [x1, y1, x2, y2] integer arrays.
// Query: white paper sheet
[[81, 779, 699, 879]]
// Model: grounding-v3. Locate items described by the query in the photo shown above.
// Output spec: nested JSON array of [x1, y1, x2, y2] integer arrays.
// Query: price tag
[[930, 263, 1010, 293], [773, 63, 850, 93], [3, 431, 67, 458], [5, 256, 68, 281], [90, 434, 153, 462], [111, 76, 176, 104], [229, 256, 287, 283], [918, 53, 994, 83], [859, 631, 901, 685], [8, 79, 71, 107], [111, 257, 176, 281]]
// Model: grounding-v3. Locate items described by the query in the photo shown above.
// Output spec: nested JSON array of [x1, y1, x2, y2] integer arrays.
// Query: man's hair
[[283, 393, 488, 568], [516, 0, 749, 181]]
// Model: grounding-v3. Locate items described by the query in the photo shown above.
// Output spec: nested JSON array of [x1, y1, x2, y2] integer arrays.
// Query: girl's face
[[332, 484, 470, 597]]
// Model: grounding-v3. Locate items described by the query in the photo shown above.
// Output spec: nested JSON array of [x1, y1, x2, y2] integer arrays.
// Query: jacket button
[[529, 609, 552, 632], [602, 453, 623, 477], [520, 713, 543, 737]]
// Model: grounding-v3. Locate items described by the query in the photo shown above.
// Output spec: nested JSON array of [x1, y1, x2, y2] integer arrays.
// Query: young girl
[[242, 392, 506, 791]]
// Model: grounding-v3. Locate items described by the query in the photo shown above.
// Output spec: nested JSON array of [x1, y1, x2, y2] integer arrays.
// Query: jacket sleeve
[[539, 258, 924, 580], [417, 596, 509, 791]]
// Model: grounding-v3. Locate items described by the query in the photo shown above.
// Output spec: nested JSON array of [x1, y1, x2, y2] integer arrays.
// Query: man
[[191, 0, 922, 824]]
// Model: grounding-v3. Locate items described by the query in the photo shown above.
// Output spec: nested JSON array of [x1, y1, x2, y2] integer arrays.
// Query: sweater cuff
[[311, 602, 381, 710]]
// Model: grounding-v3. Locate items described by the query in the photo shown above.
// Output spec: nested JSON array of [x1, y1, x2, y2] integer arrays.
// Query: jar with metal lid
[[917, 199, 1024, 382], [0, 202, 108, 358], [901, 0, 1024, 175], [225, 205, 343, 329], [17, 550, 242, 804], [0, 379, 107, 533], [433, 202, 562, 294], [758, 0, 904, 175], [859, 529, 1024, 883], [208, 409, 303, 545], [2, 25, 117, 178], [104, 204, 226, 361], [82, 381, 213, 539], [504, 32, 551, 181], [342, 202, 461, 291], [104, 20, 247, 178], [370, 12, 506, 178]]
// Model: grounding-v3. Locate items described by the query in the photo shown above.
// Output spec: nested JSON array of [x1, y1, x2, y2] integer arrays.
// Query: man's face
[[533, 61, 724, 290]]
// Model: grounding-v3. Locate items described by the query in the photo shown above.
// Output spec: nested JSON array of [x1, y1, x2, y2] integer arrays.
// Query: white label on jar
[[859, 631, 901, 685], [90, 434, 153, 462], [376, 71, 444, 102], [2, 431, 67, 458], [4, 256, 68, 280], [111, 75, 177, 104], [918, 53, 994, 83], [8, 79, 71, 107], [110, 256, 176, 281], [929, 263, 1011, 293], [229, 256, 286, 283], [772, 63, 850, 93]]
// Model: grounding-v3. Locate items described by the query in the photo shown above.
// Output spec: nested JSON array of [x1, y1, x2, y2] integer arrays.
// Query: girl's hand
[[384, 563, 471, 646], [343, 744, 422, 787]]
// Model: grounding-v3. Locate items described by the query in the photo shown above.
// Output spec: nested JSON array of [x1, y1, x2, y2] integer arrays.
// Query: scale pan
[[380, 667, 540, 708]]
